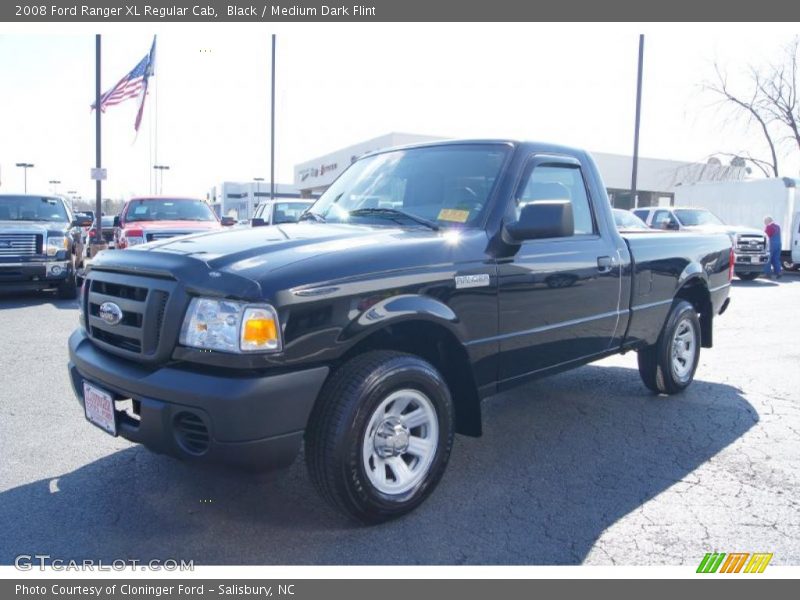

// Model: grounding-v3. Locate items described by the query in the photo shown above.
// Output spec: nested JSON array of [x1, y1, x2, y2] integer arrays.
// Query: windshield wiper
[[299, 210, 326, 223], [348, 208, 439, 231]]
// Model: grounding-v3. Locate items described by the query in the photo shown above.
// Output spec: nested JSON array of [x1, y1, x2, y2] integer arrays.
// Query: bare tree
[[704, 37, 800, 177]]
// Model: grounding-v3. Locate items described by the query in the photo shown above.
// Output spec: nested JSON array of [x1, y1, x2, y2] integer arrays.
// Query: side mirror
[[220, 216, 236, 227], [113, 216, 121, 227], [251, 217, 267, 227], [504, 200, 574, 242], [667, 221, 680, 231]]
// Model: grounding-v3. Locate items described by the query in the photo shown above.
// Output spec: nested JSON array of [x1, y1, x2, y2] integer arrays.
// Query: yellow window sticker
[[437, 209, 470, 223]]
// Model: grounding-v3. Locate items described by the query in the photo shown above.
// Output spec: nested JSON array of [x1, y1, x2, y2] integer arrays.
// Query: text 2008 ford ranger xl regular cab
[[68, 141, 732, 523]]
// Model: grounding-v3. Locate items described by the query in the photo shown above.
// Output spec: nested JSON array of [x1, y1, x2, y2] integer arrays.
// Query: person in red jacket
[[764, 216, 782, 279]]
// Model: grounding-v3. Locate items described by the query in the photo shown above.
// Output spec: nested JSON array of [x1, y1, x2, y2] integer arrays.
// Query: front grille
[[736, 235, 766, 253], [146, 231, 194, 242], [173, 412, 210, 455], [84, 269, 179, 362], [0, 233, 40, 257]]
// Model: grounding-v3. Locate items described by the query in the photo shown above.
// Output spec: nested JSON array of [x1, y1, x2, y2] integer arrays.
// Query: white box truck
[[674, 177, 800, 270]]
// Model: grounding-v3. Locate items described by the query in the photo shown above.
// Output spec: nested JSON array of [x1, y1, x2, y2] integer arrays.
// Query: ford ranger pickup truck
[[68, 140, 733, 523]]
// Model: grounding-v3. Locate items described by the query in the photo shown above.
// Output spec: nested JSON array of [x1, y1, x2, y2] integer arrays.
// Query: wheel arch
[[335, 310, 482, 437], [674, 276, 713, 348]]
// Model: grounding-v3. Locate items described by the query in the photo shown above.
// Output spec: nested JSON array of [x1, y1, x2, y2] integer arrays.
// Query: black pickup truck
[[68, 140, 732, 523]]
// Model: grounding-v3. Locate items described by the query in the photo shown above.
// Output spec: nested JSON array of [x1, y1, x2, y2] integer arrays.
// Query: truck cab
[[251, 199, 315, 227], [632, 206, 768, 280]]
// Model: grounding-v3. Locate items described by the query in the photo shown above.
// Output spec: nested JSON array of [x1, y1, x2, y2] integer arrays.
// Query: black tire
[[781, 258, 799, 272], [637, 300, 701, 395], [56, 271, 78, 300], [736, 272, 760, 281], [305, 350, 454, 524]]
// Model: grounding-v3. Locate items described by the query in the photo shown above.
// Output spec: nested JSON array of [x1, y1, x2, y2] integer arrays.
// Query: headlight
[[46, 235, 67, 256], [179, 297, 282, 354]]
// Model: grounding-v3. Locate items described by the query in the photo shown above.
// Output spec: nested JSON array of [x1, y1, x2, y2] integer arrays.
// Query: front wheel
[[305, 350, 454, 524], [637, 300, 701, 395], [736, 272, 760, 281], [56, 271, 78, 300]]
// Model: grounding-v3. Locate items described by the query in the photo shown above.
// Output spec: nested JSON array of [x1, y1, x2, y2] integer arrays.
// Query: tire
[[637, 300, 701, 395], [305, 350, 454, 524], [56, 270, 78, 300], [782, 258, 799, 272], [736, 272, 760, 281]]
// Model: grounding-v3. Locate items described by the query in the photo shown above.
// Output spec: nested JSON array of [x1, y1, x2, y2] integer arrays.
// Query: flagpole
[[630, 34, 644, 209], [270, 34, 276, 202], [94, 34, 102, 244]]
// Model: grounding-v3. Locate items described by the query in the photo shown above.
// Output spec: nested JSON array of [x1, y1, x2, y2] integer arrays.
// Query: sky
[[0, 22, 798, 201]]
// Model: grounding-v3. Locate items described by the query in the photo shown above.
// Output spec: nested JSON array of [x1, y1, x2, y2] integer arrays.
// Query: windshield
[[613, 209, 649, 230], [101, 216, 115, 227], [0, 195, 69, 222], [674, 209, 723, 227], [310, 144, 509, 228], [273, 201, 314, 223], [124, 198, 217, 222]]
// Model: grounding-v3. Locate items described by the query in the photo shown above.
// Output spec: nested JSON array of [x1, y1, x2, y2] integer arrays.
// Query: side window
[[515, 163, 595, 235], [652, 210, 677, 230]]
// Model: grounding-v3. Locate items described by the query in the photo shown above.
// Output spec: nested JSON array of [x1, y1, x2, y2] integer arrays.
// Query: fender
[[338, 293, 466, 344], [676, 260, 708, 291]]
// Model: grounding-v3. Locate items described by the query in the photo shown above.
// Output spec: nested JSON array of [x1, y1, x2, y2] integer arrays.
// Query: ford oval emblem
[[98, 301, 123, 326]]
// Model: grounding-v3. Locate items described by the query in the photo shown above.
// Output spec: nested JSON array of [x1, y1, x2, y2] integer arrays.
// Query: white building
[[208, 181, 304, 220], [294, 132, 443, 196], [292, 133, 747, 209]]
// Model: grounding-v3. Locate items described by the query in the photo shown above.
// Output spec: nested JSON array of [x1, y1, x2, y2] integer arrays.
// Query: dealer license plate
[[83, 381, 117, 436]]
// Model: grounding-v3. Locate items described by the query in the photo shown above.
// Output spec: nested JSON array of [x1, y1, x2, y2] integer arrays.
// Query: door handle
[[597, 256, 614, 273]]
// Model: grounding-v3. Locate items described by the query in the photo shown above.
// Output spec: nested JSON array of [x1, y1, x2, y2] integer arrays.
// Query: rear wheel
[[305, 350, 454, 524], [782, 258, 799, 272], [637, 300, 701, 394]]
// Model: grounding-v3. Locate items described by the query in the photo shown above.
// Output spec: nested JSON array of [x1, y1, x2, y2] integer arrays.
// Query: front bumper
[[68, 329, 329, 471], [734, 253, 770, 273], [0, 260, 71, 291]]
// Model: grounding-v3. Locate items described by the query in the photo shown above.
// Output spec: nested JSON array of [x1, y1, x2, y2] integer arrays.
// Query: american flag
[[92, 36, 156, 133]]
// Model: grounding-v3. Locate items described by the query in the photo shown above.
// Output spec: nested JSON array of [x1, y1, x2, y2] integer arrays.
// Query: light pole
[[49, 179, 61, 194], [153, 164, 170, 194], [16, 163, 34, 193], [67, 190, 78, 210], [253, 177, 265, 217]]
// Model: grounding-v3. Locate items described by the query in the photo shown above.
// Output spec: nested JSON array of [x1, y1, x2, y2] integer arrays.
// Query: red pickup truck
[[114, 196, 232, 249]]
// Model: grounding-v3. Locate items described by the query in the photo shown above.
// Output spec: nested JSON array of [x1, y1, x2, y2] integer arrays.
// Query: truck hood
[[123, 220, 221, 231], [92, 222, 485, 298], [0, 220, 69, 234], [682, 224, 764, 237]]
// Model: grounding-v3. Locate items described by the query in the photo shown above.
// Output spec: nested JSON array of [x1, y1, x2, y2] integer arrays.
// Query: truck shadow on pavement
[[0, 291, 79, 310], [0, 365, 756, 565]]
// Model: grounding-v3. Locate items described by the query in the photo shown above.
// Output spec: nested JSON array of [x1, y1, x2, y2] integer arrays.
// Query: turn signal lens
[[240, 307, 281, 352]]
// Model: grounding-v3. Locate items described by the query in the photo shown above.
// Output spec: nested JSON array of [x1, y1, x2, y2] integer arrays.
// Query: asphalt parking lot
[[1, 274, 798, 566]]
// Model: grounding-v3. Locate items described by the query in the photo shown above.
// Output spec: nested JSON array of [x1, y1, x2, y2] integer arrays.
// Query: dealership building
[[293, 132, 746, 210], [213, 132, 746, 219]]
